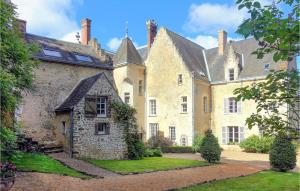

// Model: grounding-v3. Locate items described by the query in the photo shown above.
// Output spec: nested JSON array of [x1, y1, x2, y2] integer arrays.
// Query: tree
[[0, 1, 39, 158], [234, 0, 299, 138], [200, 129, 221, 163]]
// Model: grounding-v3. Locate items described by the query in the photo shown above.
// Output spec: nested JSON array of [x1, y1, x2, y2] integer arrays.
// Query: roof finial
[[125, 21, 128, 38]]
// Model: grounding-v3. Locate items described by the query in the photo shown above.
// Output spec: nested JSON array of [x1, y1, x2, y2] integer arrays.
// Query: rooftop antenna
[[125, 21, 128, 38], [75, 32, 81, 44]]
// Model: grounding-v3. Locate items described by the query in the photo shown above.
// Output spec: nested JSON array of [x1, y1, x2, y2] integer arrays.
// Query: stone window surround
[[95, 122, 110, 135]]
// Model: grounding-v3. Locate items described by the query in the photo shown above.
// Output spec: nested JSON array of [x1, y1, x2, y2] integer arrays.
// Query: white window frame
[[149, 99, 157, 116], [178, 74, 183, 85], [96, 97, 107, 117], [181, 96, 187, 113], [124, 92, 130, 104], [169, 126, 176, 141], [149, 123, 159, 138], [228, 126, 239, 143], [228, 97, 237, 113], [229, 68, 234, 81]]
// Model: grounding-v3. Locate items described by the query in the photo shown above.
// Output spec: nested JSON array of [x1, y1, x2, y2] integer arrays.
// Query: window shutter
[[239, 126, 245, 142], [222, 127, 227, 144], [223, 98, 228, 114], [237, 101, 242, 114], [85, 96, 96, 118], [107, 96, 112, 118]]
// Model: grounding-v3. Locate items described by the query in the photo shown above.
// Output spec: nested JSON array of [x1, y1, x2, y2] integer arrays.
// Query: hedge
[[161, 146, 194, 153], [240, 135, 274, 153]]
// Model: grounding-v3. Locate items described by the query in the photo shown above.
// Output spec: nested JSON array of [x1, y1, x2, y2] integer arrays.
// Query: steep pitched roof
[[164, 28, 208, 79], [55, 73, 103, 112], [26, 33, 113, 69], [205, 38, 277, 82], [137, 46, 148, 61], [113, 37, 143, 67]]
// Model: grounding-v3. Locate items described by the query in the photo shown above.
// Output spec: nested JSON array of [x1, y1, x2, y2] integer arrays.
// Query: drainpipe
[[70, 110, 74, 158], [191, 71, 195, 145]]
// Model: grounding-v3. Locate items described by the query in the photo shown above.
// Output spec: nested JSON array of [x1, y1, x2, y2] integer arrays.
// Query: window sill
[[97, 115, 108, 118], [148, 115, 157, 117], [180, 112, 188, 114], [95, 133, 110, 136]]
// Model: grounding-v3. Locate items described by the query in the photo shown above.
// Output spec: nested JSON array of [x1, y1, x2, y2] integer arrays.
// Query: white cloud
[[12, 0, 81, 42], [107, 37, 122, 51], [184, 3, 247, 34], [188, 35, 242, 49], [61, 30, 80, 43]]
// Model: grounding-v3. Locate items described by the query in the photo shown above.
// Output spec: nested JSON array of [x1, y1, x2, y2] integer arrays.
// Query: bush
[[127, 134, 145, 160], [200, 129, 221, 163], [192, 135, 204, 153], [147, 135, 173, 148], [0, 127, 17, 160], [240, 135, 274, 153], [161, 146, 194, 153], [269, 136, 296, 172], [144, 148, 162, 157]]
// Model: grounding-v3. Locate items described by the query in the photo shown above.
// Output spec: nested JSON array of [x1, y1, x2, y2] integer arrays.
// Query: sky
[[11, 0, 299, 73]]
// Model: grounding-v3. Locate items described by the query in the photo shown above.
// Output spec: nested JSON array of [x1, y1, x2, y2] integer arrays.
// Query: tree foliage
[[236, 0, 299, 61], [200, 129, 221, 163], [111, 101, 145, 160]]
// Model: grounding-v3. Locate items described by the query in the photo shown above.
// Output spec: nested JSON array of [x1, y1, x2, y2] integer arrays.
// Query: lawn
[[12, 152, 90, 179], [178, 171, 300, 191], [86, 157, 209, 174]]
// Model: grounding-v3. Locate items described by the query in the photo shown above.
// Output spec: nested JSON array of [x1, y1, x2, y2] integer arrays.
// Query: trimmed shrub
[[147, 135, 173, 148], [200, 129, 221, 163], [144, 148, 162, 157], [269, 136, 296, 172], [240, 135, 274, 153], [192, 135, 204, 153], [161, 146, 194, 153]]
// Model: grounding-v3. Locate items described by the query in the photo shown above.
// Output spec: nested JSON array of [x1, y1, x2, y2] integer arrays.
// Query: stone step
[[44, 149, 64, 154]]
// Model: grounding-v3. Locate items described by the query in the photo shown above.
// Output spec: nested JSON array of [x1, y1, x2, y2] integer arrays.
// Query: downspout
[[69, 109, 74, 158], [191, 71, 195, 145]]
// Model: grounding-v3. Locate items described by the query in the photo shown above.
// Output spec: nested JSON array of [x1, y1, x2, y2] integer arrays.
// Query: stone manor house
[[16, 18, 295, 159]]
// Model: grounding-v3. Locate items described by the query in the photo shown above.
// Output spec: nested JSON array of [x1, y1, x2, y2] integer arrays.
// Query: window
[[124, 93, 130, 104], [203, 96, 208, 113], [178, 74, 183, 85], [228, 97, 237, 113], [43, 49, 62, 57], [149, 123, 159, 138], [96, 97, 107, 117], [61, 121, 66, 135], [222, 126, 244, 144], [149, 99, 156, 116], [264, 63, 270, 70], [75, 54, 92, 62], [181, 135, 188, 146], [229, 69, 234, 81], [169, 126, 176, 141], [139, 80, 143, 95], [95, 123, 110, 135], [181, 96, 187, 113]]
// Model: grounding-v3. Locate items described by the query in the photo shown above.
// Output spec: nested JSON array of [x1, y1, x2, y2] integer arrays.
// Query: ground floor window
[[95, 123, 110, 135], [222, 126, 244, 144], [149, 123, 159, 138], [180, 135, 188, 146], [169, 126, 176, 141]]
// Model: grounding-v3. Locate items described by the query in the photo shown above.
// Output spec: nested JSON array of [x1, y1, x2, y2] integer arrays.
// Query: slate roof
[[25, 33, 113, 69], [165, 28, 208, 79], [137, 46, 148, 61], [55, 73, 103, 111], [205, 38, 277, 82], [113, 37, 143, 67]]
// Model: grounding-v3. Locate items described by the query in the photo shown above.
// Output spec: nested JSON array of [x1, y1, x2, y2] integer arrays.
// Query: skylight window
[[264, 63, 270, 70], [43, 49, 62, 57], [75, 54, 92, 62]]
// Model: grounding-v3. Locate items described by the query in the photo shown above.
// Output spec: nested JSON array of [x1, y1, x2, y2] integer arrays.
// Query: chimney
[[218, 29, 227, 55], [146, 19, 157, 49], [16, 19, 26, 35], [81, 18, 91, 45]]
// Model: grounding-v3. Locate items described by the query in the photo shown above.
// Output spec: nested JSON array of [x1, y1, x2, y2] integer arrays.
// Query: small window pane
[[43, 49, 62, 57], [178, 74, 183, 85], [149, 100, 156, 115], [229, 69, 234, 81], [75, 54, 92, 62]]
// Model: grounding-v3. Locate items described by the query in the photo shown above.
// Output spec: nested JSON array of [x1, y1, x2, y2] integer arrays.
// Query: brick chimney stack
[[16, 19, 26, 35], [146, 19, 157, 49], [81, 18, 91, 45], [218, 29, 227, 55]]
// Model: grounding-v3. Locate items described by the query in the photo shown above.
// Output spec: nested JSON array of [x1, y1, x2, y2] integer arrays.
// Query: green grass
[[12, 152, 90, 179], [178, 171, 300, 191], [86, 157, 209, 174]]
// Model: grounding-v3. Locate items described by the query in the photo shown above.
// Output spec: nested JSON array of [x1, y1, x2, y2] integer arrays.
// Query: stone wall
[[72, 74, 126, 160]]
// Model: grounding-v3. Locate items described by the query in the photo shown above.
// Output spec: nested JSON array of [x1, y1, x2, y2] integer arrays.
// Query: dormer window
[[43, 49, 62, 57], [229, 69, 234, 81], [75, 54, 92, 62], [178, 74, 183, 85], [264, 63, 270, 70]]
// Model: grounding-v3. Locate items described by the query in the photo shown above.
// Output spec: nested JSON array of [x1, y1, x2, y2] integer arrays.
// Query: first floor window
[[181, 96, 187, 113], [229, 97, 237, 113], [224, 97, 241, 114], [169, 126, 176, 140], [149, 99, 156, 116], [149, 123, 159, 138], [222, 126, 244, 144], [203, 96, 208, 113], [97, 97, 107, 117], [124, 92, 130, 104], [95, 123, 110, 135]]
